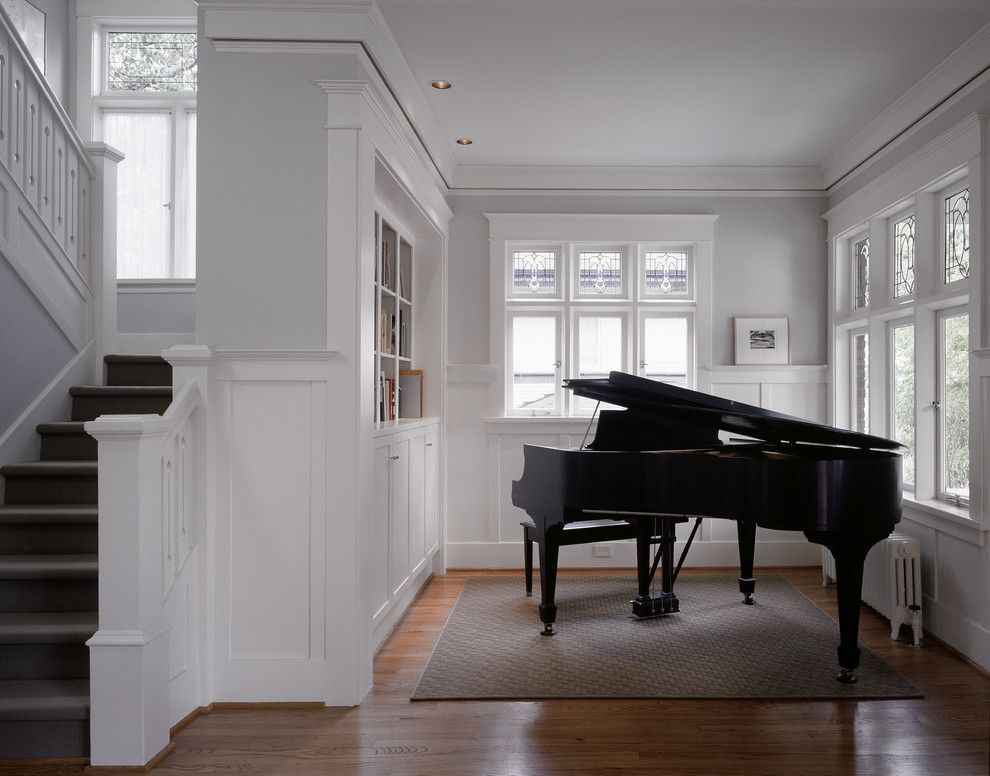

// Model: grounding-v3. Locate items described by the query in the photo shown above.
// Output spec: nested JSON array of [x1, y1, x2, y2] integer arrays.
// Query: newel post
[[84, 415, 171, 767], [83, 142, 123, 369]]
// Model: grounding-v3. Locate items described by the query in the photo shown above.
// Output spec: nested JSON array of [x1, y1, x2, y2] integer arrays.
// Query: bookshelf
[[375, 210, 416, 425]]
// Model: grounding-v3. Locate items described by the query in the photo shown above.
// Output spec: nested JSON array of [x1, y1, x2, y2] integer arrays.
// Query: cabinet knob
[[425, 442, 433, 447], [389, 454, 400, 461]]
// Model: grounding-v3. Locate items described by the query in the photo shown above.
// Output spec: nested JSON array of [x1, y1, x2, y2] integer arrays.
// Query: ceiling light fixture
[[431, 80, 452, 90], [456, 138, 473, 145]]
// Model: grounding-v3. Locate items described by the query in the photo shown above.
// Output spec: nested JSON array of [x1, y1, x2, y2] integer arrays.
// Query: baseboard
[[921, 594, 990, 673], [445, 540, 822, 569], [373, 563, 434, 651], [0, 340, 95, 470], [82, 742, 175, 775]]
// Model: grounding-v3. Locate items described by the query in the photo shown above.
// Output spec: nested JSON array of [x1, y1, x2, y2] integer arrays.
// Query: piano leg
[[807, 530, 888, 683], [523, 526, 534, 597], [632, 517, 680, 617], [537, 523, 562, 635], [736, 521, 757, 605]]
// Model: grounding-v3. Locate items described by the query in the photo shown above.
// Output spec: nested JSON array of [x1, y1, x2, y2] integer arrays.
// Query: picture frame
[[733, 316, 790, 365]]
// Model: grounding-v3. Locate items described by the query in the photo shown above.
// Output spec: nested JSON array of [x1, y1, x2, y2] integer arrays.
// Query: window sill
[[117, 278, 195, 293], [901, 493, 986, 546], [486, 416, 598, 431]]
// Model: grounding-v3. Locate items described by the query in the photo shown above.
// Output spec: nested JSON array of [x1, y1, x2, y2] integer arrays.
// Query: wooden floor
[[4, 568, 989, 776]]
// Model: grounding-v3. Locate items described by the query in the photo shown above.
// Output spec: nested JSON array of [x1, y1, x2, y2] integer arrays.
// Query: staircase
[[0, 356, 172, 758]]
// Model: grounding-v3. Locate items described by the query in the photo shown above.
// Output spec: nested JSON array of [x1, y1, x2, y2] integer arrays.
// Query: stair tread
[[0, 506, 97, 524], [104, 355, 168, 365], [36, 423, 87, 435], [0, 556, 98, 579], [69, 385, 171, 396], [0, 461, 97, 476], [0, 613, 98, 644], [0, 679, 89, 720]]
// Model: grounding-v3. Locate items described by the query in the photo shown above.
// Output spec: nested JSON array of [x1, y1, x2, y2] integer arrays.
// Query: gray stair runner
[[0, 354, 171, 758]]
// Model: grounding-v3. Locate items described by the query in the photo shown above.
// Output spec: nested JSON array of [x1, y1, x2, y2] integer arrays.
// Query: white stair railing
[[85, 354, 209, 766]]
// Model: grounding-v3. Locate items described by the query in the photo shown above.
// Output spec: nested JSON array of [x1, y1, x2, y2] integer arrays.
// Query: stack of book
[[378, 371, 396, 422]]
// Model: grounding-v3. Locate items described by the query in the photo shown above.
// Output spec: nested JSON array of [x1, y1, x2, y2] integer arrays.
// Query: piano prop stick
[[511, 371, 903, 684]]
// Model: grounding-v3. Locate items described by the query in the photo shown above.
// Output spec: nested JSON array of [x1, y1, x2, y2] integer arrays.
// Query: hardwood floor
[[3, 568, 988, 776]]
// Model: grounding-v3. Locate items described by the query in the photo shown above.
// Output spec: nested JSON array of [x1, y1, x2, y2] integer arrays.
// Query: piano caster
[[632, 593, 679, 618], [540, 623, 556, 637], [738, 577, 756, 606], [836, 668, 858, 684]]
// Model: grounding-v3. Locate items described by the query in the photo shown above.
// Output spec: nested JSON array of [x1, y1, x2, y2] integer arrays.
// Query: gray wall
[[118, 290, 195, 334], [448, 193, 829, 367], [0, 253, 76, 435]]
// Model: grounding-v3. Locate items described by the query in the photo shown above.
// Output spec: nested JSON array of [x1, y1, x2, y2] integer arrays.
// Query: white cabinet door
[[388, 438, 410, 597], [424, 426, 439, 555], [407, 432, 426, 575], [371, 444, 391, 618]]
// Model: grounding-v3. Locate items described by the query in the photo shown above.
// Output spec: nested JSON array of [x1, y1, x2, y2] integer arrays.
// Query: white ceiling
[[377, 0, 990, 170]]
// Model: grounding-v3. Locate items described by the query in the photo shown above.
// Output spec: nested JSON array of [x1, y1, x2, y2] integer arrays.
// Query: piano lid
[[565, 371, 902, 450]]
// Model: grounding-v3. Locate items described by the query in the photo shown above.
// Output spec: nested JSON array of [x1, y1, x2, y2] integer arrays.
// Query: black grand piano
[[511, 371, 902, 683]]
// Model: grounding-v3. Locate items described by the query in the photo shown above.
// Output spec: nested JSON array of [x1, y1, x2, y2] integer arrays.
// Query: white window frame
[[505, 309, 564, 417], [639, 245, 693, 301], [936, 306, 969, 506], [638, 309, 695, 390], [570, 308, 630, 416], [887, 317, 915, 491], [488, 214, 716, 420], [890, 208, 917, 302], [87, 18, 198, 279], [827, 137, 981, 536], [572, 245, 630, 301], [507, 244, 565, 301]]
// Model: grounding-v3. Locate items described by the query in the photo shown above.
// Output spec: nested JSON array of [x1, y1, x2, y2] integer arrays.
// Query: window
[[500, 233, 704, 416], [853, 236, 870, 308], [943, 187, 969, 284], [831, 168, 974, 519], [98, 28, 197, 279], [892, 214, 915, 298], [850, 329, 869, 434], [938, 310, 969, 505], [890, 322, 914, 487]]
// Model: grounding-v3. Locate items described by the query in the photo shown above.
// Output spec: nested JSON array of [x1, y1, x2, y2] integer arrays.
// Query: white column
[[84, 416, 172, 767], [84, 142, 123, 369]]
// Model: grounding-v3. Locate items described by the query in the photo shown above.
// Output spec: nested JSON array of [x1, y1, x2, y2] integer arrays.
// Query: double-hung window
[[96, 28, 197, 279]]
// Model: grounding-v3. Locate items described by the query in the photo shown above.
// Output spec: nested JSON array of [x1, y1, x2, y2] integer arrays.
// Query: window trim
[[572, 245, 630, 301], [487, 213, 716, 420], [639, 245, 694, 301], [505, 309, 563, 417], [507, 244, 564, 301]]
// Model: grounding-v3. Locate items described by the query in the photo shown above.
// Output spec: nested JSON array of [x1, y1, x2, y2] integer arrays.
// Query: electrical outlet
[[592, 544, 612, 558]]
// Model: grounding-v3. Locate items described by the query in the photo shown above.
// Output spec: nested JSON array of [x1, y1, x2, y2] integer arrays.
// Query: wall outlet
[[592, 544, 612, 558]]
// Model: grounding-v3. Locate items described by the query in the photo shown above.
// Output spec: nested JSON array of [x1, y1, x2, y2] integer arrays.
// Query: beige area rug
[[412, 575, 922, 700]]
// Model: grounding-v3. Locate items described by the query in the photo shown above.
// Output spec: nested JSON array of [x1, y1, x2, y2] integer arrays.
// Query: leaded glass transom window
[[512, 250, 557, 295], [578, 251, 622, 296], [107, 32, 197, 92], [853, 237, 869, 308], [944, 188, 969, 284], [893, 215, 915, 298], [643, 251, 688, 296]]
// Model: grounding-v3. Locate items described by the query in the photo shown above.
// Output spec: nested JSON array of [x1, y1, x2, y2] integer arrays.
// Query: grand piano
[[511, 371, 902, 683]]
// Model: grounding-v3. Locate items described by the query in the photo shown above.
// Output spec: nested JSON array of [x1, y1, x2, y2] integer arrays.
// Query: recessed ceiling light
[[456, 138, 473, 145], [431, 80, 452, 90]]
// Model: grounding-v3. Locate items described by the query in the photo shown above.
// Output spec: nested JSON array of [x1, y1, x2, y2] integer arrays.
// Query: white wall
[[116, 284, 195, 353], [445, 192, 829, 568]]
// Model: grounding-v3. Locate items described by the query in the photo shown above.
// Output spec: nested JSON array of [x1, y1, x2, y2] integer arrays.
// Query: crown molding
[[200, 0, 456, 186], [485, 213, 718, 242], [822, 20, 990, 190], [452, 164, 824, 193]]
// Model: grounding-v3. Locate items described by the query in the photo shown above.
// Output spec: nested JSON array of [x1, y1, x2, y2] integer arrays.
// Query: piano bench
[[520, 517, 640, 596]]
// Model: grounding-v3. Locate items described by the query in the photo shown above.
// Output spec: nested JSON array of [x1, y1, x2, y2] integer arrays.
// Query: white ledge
[[163, 345, 215, 366], [117, 279, 195, 294], [86, 619, 171, 648], [85, 414, 172, 439], [902, 495, 986, 546]]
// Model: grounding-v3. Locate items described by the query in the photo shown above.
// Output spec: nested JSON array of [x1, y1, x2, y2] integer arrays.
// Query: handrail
[[0, 3, 94, 176]]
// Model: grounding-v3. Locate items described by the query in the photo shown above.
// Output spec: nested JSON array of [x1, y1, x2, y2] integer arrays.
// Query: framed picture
[[399, 369, 424, 419], [734, 317, 790, 365], [5, 0, 45, 74]]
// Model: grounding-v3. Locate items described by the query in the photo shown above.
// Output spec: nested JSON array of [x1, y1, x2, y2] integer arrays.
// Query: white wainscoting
[[211, 353, 331, 700], [446, 364, 827, 569]]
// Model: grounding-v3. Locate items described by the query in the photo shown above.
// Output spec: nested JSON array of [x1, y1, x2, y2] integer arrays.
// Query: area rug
[[412, 575, 922, 700]]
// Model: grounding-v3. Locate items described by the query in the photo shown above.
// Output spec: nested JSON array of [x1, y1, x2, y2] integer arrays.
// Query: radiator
[[821, 533, 923, 646]]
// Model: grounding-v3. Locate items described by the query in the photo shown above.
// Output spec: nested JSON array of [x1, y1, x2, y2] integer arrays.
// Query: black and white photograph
[[734, 316, 791, 364]]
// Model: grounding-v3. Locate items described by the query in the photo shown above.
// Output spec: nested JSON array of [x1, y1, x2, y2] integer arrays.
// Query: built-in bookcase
[[375, 210, 415, 424]]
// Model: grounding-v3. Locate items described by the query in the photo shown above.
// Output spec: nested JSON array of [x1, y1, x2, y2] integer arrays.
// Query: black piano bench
[[521, 517, 641, 596]]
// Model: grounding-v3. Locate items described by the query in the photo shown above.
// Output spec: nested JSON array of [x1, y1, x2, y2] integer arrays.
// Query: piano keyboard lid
[[564, 371, 902, 451]]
